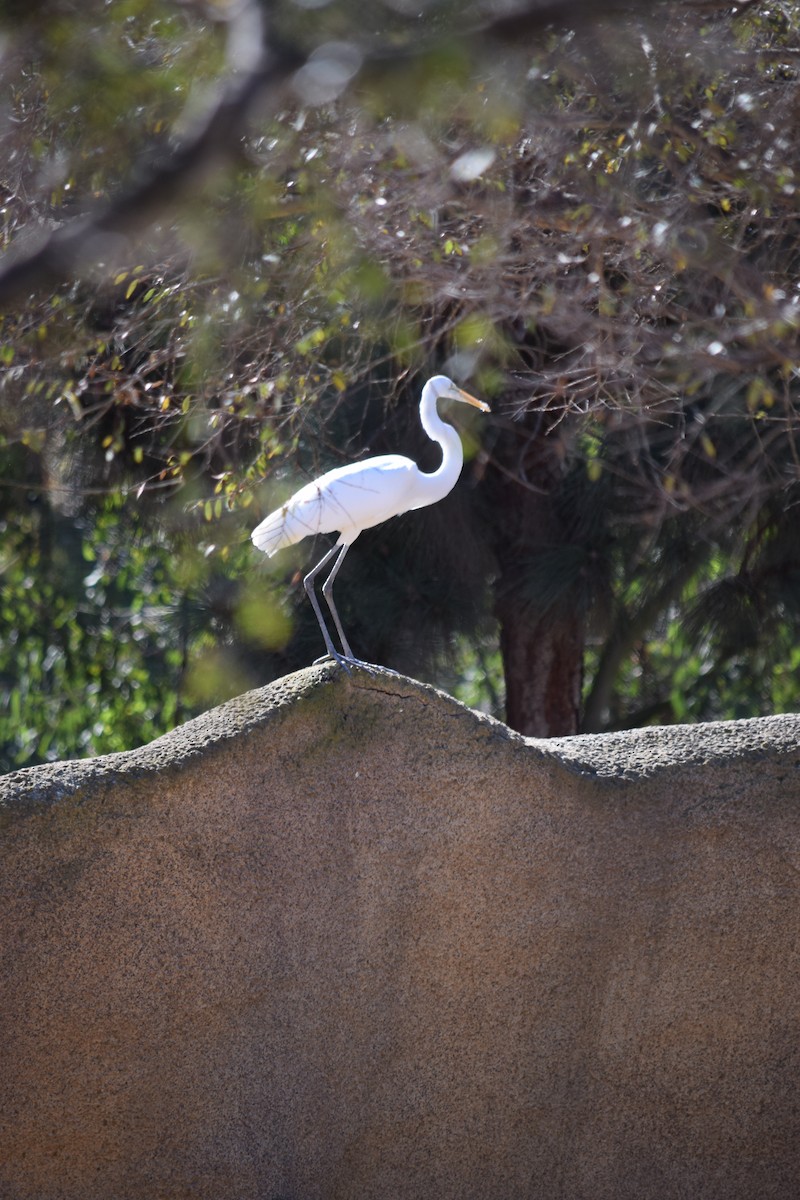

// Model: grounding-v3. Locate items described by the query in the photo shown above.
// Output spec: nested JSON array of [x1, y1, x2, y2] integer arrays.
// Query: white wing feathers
[[251, 455, 419, 556]]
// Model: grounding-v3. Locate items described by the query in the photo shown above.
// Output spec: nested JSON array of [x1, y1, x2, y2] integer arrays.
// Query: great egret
[[251, 374, 489, 666]]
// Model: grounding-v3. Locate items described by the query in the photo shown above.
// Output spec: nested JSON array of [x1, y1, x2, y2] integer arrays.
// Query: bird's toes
[[353, 661, 378, 676], [312, 652, 353, 675], [347, 658, 400, 677]]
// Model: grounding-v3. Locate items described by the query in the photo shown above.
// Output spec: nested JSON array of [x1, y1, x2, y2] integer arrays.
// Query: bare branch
[[0, 9, 303, 306], [0, 0, 681, 308], [468, 0, 651, 43]]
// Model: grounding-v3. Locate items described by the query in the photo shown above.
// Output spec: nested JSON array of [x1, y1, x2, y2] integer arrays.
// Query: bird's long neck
[[413, 386, 465, 507]]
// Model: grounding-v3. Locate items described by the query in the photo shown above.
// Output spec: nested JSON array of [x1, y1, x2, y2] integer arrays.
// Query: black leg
[[321, 543, 355, 659], [304, 544, 343, 661]]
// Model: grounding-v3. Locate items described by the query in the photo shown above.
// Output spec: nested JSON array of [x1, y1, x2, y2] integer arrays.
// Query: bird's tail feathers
[[251, 510, 295, 556]]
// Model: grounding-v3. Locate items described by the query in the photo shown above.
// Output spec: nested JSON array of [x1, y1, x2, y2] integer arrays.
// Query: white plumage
[[251, 455, 423, 555], [251, 374, 489, 665]]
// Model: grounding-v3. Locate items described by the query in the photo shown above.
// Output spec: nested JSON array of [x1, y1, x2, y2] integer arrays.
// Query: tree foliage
[[1, 0, 799, 766]]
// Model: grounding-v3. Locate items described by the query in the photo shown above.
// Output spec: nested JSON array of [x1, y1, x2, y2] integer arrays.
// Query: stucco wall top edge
[[1, 664, 798, 812]]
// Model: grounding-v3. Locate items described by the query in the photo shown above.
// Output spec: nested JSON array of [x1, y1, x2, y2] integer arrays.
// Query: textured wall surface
[[2, 664, 799, 1199]]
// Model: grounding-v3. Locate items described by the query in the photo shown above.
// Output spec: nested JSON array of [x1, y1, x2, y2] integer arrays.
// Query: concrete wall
[[2, 664, 799, 1199]]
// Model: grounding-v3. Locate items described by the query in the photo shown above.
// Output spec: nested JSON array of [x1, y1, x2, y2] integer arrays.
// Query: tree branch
[[0, 10, 304, 306], [0, 0, 720, 308]]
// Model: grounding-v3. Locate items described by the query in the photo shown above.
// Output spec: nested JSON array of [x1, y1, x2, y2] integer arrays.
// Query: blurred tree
[[0, 0, 799, 767]]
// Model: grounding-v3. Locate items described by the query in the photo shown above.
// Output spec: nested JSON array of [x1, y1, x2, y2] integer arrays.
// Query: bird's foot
[[348, 657, 378, 676], [313, 652, 353, 675], [344, 658, 402, 678], [312, 653, 400, 679]]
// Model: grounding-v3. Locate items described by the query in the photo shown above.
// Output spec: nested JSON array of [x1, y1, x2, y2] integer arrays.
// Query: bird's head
[[426, 375, 490, 412]]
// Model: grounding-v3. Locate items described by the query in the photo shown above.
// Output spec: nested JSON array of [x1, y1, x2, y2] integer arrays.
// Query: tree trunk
[[497, 596, 583, 737], [486, 414, 583, 738]]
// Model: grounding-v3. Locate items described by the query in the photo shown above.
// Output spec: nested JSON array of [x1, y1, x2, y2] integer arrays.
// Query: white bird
[[251, 374, 490, 666]]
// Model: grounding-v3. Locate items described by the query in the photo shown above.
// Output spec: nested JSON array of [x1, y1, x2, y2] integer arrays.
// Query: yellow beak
[[450, 386, 490, 413]]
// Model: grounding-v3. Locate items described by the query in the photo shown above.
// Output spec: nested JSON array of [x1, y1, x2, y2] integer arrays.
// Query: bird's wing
[[251, 455, 417, 555]]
